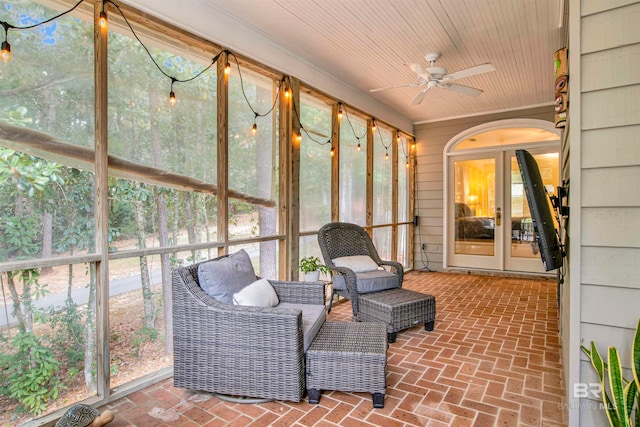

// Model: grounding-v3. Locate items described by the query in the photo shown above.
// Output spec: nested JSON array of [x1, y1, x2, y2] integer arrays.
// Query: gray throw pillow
[[197, 249, 257, 304]]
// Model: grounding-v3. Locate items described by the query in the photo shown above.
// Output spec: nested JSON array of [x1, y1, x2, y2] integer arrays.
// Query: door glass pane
[[453, 158, 495, 256], [510, 152, 559, 259]]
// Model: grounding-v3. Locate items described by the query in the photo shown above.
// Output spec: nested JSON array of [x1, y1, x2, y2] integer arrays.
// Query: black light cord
[[228, 51, 283, 120], [0, 0, 84, 32], [105, 0, 222, 86]]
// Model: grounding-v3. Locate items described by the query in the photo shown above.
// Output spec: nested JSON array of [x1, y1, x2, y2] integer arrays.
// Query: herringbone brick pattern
[[102, 271, 567, 426]]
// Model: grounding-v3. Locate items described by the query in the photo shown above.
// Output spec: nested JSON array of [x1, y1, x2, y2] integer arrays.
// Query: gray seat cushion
[[332, 270, 400, 294], [277, 303, 326, 352], [197, 249, 257, 304]]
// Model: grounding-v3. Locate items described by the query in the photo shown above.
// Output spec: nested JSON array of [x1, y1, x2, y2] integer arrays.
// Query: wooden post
[[217, 51, 229, 256], [391, 130, 399, 260], [94, 0, 110, 398], [331, 103, 341, 222], [366, 118, 374, 233]]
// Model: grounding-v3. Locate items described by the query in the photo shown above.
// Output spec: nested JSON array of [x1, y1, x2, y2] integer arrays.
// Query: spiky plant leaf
[[608, 346, 629, 427], [591, 342, 620, 426]]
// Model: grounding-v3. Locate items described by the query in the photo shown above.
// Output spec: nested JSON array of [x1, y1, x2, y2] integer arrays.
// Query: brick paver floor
[[100, 271, 567, 426]]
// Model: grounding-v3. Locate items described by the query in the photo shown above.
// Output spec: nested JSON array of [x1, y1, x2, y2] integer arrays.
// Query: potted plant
[[299, 256, 330, 281]]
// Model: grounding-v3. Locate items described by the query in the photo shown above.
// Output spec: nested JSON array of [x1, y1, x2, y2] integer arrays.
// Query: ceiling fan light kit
[[370, 52, 496, 105]]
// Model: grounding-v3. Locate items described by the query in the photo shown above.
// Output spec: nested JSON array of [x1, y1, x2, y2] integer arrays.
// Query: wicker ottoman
[[306, 321, 387, 408], [358, 288, 436, 343]]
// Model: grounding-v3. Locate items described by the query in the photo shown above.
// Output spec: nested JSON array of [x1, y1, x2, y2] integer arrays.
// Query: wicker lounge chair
[[318, 222, 404, 318], [172, 254, 326, 402]]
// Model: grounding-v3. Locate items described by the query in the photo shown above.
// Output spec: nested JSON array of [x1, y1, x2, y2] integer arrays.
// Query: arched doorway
[[443, 119, 560, 274]]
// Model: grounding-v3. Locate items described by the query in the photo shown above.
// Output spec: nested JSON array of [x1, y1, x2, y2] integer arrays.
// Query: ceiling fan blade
[[408, 63, 432, 80], [370, 82, 423, 93], [410, 87, 430, 105], [441, 83, 484, 97], [442, 63, 495, 81]]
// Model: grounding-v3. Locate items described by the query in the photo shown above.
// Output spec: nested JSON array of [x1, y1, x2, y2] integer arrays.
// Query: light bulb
[[251, 123, 257, 135], [285, 88, 291, 99], [169, 91, 176, 106], [396, 135, 400, 144], [1, 41, 10, 62], [337, 105, 343, 120], [371, 120, 377, 132], [385, 151, 389, 160], [406, 160, 410, 168], [330, 148, 335, 157], [357, 143, 361, 152], [99, 11, 108, 30], [224, 62, 231, 75]]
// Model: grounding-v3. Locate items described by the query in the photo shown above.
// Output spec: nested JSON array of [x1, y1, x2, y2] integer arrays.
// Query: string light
[[396, 132, 401, 144], [330, 147, 335, 157], [385, 150, 389, 160], [406, 159, 410, 168], [99, 0, 108, 30], [2, 1, 407, 164], [0, 0, 85, 63], [0, 41, 10, 63], [99, 11, 108, 30], [1, 23, 10, 62], [169, 78, 177, 106]]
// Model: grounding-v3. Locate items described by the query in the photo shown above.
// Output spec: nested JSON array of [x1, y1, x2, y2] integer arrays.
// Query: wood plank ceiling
[[122, 0, 568, 125]]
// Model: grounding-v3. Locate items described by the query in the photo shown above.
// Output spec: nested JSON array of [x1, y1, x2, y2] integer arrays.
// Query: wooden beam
[[278, 77, 293, 279], [94, 0, 110, 399], [290, 78, 301, 280], [0, 122, 275, 208], [391, 130, 399, 260], [331, 103, 341, 222], [217, 51, 229, 256], [366, 119, 374, 231]]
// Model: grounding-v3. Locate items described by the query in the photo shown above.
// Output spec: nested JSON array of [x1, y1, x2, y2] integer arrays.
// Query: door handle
[[496, 208, 501, 226]]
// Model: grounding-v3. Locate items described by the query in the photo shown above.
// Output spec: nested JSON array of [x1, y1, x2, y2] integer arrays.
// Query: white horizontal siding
[[581, 166, 640, 206], [581, 284, 640, 328], [581, 0, 638, 16], [582, 246, 640, 287], [581, 125, 640, 168], [581, 84, 640, 130], [580, 322, 638, 367], [582, 207, 640, 247], [581, 2, 640, 54], [581, 44, 640, 91]]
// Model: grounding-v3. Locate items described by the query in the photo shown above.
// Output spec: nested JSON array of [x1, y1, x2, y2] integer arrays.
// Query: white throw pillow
[[232, 278, 279, 307], [332, 255, 379, 273]]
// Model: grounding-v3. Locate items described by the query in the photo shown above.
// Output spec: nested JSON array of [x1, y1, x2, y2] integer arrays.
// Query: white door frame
[[443, 118, 560, 272]]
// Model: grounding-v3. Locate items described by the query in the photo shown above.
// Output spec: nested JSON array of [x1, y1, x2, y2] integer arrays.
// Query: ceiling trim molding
[[413, 102, 555, 126]]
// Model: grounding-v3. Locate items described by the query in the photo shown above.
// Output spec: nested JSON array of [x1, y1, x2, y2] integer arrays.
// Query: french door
[[446, 147, 559, 274]]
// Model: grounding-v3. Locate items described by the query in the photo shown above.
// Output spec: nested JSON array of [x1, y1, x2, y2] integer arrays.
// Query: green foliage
[[0, 216, 41, 260], [0, 332, 66, 416], [581, 318, 640, 426], [47, 300, 86, 367], [129, 326, 159, 357], [298, 256, 330, 274]]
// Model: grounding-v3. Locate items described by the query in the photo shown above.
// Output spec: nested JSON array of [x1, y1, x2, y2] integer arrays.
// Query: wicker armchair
[[318, 222, 404, 318], [172, 258, 326, 402]]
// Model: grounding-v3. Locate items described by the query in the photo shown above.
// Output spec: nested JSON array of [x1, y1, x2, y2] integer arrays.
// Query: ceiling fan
[[370, 52, 496, 105]]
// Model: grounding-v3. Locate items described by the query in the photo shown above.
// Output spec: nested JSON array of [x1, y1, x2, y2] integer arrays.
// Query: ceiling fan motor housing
[[426, 66, 447, 80]]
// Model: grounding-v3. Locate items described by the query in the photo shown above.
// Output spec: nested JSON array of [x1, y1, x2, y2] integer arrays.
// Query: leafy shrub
[[0, 332, 66, 415]]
